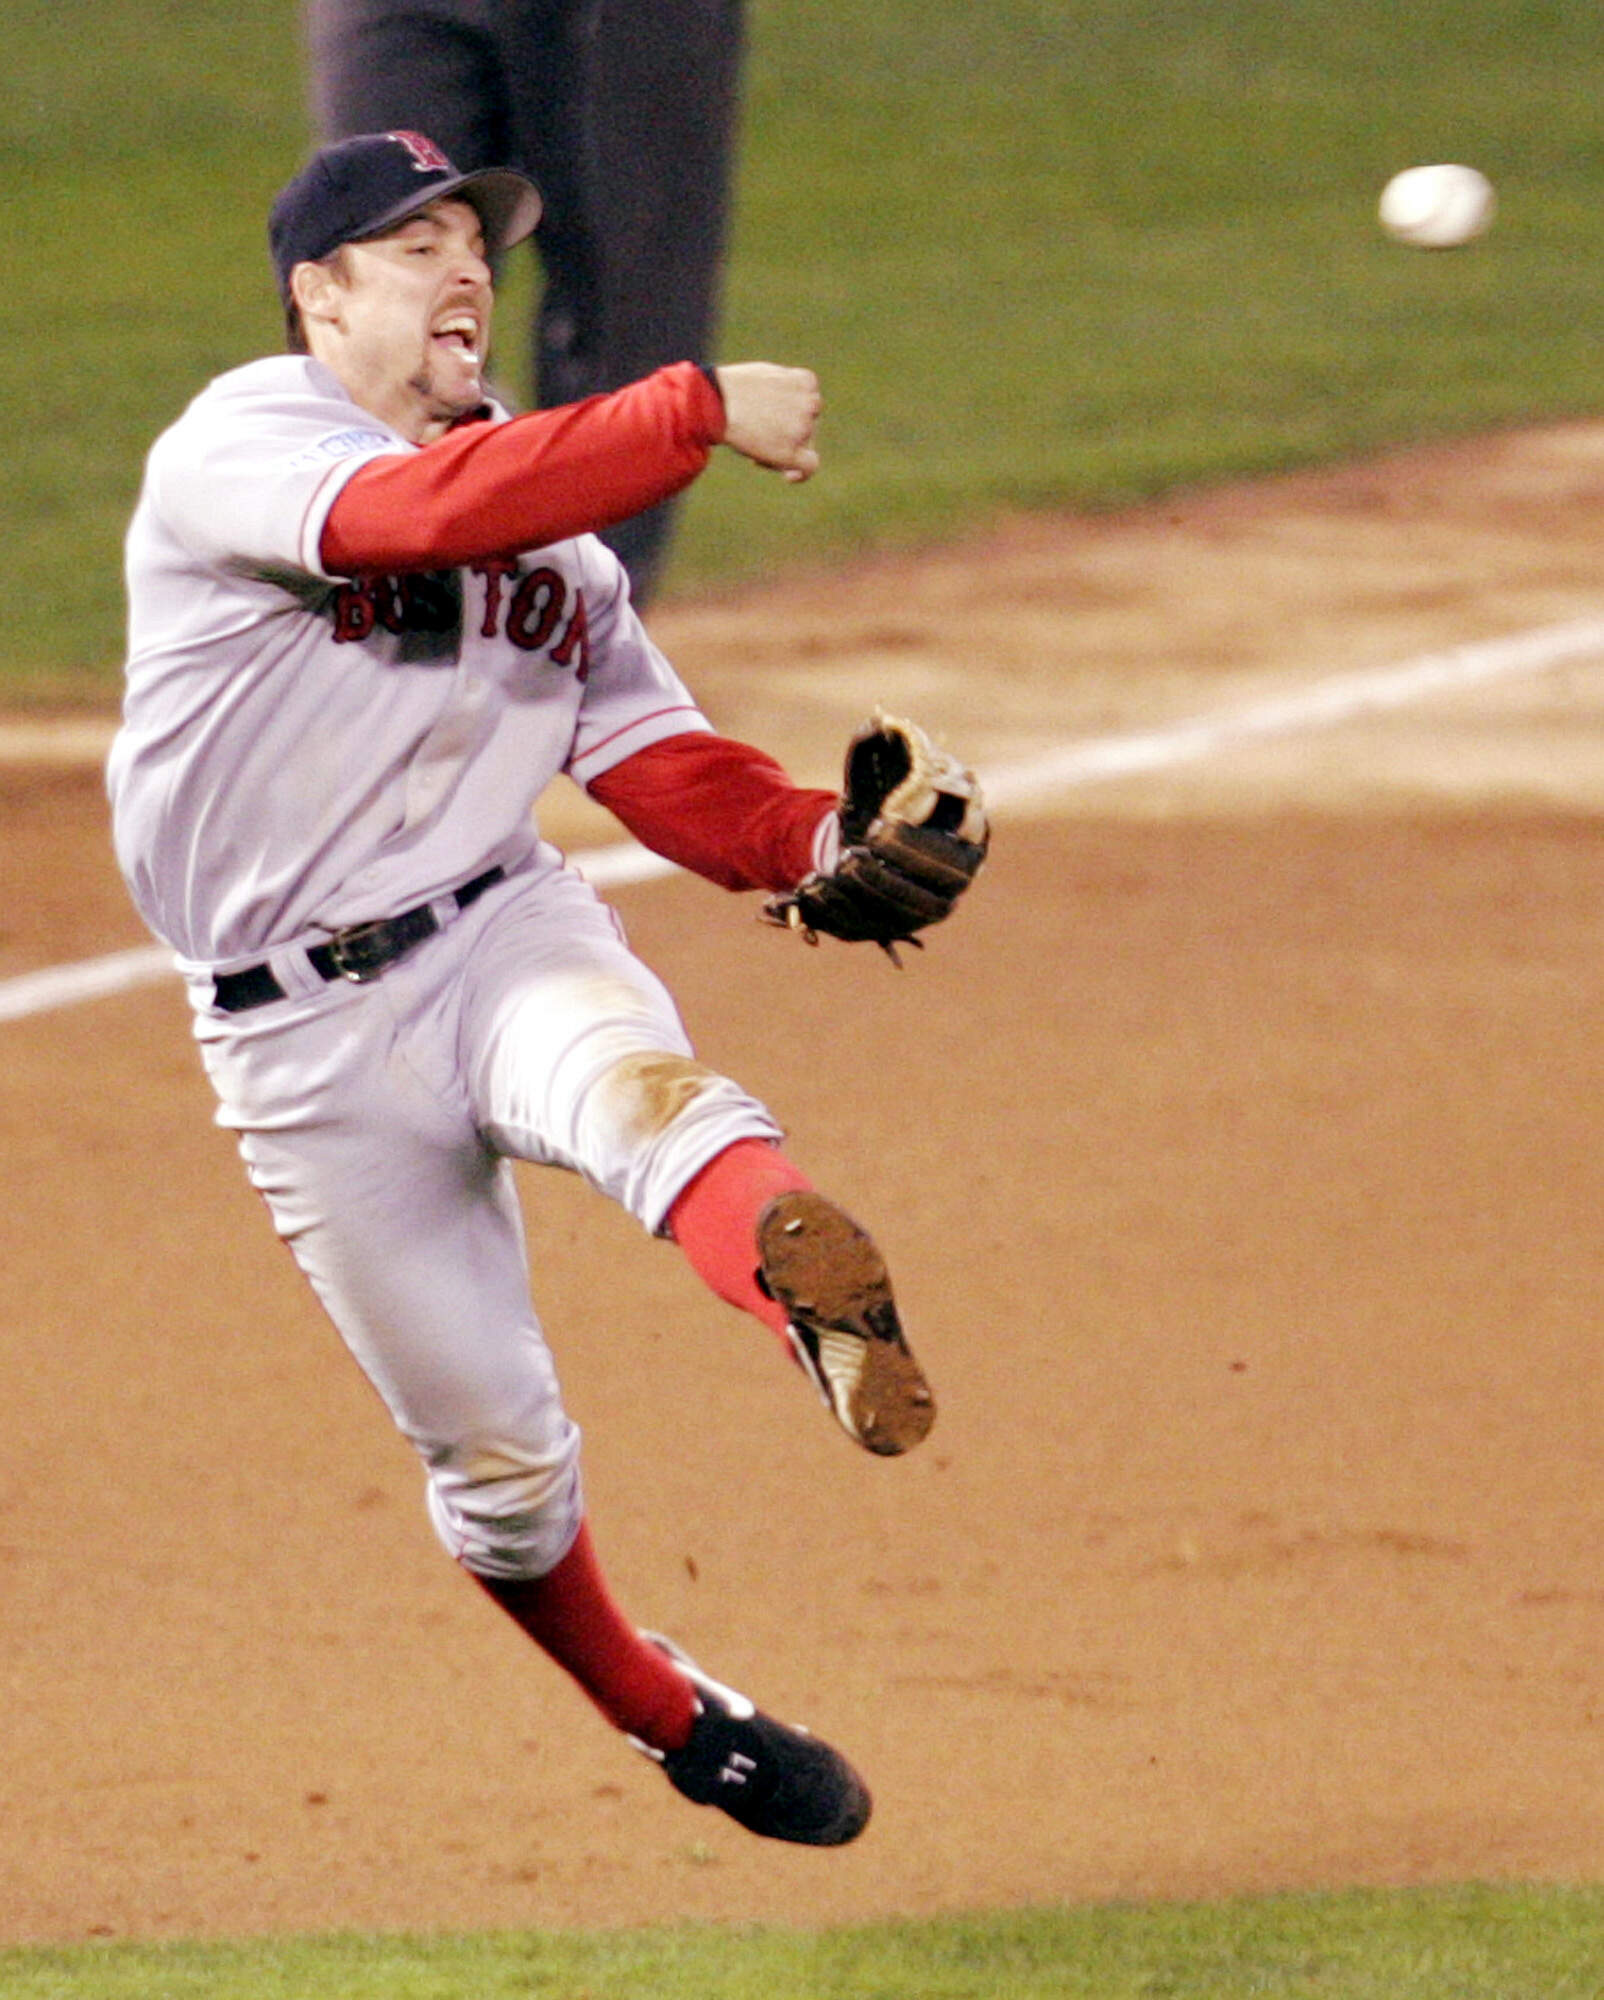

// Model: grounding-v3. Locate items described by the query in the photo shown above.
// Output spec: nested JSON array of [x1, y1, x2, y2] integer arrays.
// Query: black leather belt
[[212, 866, 505, 1014]]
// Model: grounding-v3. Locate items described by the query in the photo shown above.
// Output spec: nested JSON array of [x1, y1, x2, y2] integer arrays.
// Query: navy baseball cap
[[269, 131, 542, 299]]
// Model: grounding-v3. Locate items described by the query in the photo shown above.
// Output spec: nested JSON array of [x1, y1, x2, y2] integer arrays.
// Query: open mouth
[[431, 313, 482, 365]]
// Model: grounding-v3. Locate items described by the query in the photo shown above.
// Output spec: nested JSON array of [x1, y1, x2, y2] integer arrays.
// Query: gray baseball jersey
[[110, 353, 780, 1583], [109, 353, 710, 970]]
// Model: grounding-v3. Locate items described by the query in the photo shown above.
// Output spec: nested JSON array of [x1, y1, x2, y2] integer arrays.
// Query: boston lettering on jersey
[[331, 562, 590, 678]]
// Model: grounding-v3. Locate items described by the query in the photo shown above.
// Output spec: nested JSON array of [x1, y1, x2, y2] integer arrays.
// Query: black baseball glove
[[762, 713, 989, 961]]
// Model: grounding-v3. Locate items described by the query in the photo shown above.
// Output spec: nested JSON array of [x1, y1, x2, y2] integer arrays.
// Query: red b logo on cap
[[392, 131, 452, 174]]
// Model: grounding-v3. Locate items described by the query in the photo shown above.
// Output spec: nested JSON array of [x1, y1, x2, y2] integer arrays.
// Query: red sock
[[667, 1137, 814, 1343], [476, 1521, 697, 1751]]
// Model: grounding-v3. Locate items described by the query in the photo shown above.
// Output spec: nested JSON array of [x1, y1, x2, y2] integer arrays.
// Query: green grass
[[10, 0, 1604, 694], [695, 0, 1604, 591], [5, 0, 304, 699], [5, 1886, 1604, 1998]]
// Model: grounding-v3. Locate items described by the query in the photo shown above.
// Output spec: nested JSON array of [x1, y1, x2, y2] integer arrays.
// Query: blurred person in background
[[304, 0, 744, 608]]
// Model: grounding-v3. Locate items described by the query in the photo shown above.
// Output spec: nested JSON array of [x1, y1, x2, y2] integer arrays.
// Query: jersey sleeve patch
[[289, 428, 402, 471]]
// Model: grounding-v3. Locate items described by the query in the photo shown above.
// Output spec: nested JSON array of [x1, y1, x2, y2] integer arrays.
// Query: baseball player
[[108, 132, 988, 1846], [303, 0, 744, 604]]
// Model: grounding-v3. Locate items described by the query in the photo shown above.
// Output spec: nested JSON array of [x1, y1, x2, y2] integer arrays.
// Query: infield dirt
[[6, 423, 1604, 1942]]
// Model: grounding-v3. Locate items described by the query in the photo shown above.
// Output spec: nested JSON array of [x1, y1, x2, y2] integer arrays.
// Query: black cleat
[[635, 1634, 871, 1847]]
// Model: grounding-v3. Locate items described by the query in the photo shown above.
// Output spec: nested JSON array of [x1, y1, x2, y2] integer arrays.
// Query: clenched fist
[[714, 363, 822, 482]]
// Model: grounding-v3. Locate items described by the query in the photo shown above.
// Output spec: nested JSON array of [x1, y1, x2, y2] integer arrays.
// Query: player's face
[[316, 199, 496, 443]]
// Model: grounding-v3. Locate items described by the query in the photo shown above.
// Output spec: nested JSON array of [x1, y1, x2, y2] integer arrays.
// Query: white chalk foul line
[[7, 613, 1604, 1028], [0, 943, 176, 1026], [980, 615, 1604, 805]]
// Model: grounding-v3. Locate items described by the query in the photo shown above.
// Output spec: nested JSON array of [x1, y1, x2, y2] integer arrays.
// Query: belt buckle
[[325, 919, 397, 983]]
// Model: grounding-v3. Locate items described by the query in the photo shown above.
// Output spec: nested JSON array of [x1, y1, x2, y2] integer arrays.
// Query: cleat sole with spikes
[[757, 1191, 935, 1456]]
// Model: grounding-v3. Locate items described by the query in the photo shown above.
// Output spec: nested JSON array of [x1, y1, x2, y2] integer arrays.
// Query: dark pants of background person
[[305, 0, 744, 606]]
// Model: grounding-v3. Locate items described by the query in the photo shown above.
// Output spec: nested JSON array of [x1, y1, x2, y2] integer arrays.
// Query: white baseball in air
[[1377, 164, 1496, 249]]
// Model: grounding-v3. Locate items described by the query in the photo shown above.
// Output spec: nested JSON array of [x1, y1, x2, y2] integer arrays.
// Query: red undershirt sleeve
[[320, 362, 725, 574], [586, 733, 838, 893]]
